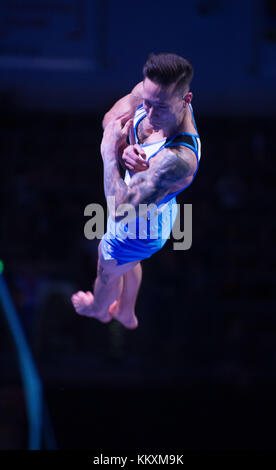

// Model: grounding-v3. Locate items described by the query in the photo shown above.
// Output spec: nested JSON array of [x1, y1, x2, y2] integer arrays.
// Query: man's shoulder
[[130, 81, 143, 100], [129, 81, 143, 110]]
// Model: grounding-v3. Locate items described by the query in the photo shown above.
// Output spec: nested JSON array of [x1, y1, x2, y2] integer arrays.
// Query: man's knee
[[97, 241, 142, 281]]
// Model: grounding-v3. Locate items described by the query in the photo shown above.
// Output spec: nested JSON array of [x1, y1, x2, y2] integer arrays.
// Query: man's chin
[[151, 122, 161, 130]]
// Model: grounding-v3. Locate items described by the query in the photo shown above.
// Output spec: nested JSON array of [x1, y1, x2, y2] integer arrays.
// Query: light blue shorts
[[100, 198, 178, 266]]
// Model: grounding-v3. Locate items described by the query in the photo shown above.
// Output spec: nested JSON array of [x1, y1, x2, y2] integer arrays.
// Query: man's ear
[[183, 92, 193, 108]]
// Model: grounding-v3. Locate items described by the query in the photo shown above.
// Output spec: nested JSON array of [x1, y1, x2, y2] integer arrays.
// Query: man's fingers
[[125, 163, 135, 171], [122, 144, 148, 171], [122, 151, 147, 167], [123, 156, 148, 171], [133, 144, 147, 159], [122, 155, 140, 167], [122, 118, 133, 135], [125, 162, 146, 173], [128, 121, 135, 145]]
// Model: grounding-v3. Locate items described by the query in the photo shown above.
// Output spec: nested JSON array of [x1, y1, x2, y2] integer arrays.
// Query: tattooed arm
[[123, 148, 195, 208], [101, 118, 197, 221]]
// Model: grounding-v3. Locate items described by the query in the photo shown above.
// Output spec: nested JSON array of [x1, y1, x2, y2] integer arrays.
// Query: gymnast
[[71, 52, 201, 329]]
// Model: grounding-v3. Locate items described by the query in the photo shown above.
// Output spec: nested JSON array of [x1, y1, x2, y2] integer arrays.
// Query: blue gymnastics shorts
[[100, 198, 178, 266]]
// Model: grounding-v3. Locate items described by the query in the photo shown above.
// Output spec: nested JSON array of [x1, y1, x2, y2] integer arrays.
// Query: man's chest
[[136, 116, 164, 145]]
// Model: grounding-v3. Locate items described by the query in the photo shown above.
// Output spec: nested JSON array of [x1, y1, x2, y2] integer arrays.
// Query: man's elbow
[[113, 199, 156, 224], [102, 112, 110, 130], [110, 197, 139, 223]]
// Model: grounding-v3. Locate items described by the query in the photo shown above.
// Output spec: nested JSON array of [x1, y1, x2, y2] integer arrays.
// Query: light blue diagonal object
[[0, 271, 55, 449]]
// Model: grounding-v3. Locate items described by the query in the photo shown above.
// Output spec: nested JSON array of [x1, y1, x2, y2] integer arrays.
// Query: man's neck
[[162, 104, 196, 137], [140, 105, 195, 144], [157, 109, 188, 138]]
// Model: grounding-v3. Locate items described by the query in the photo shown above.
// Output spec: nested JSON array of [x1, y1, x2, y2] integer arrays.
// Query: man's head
[[142, 52, 194, 130]]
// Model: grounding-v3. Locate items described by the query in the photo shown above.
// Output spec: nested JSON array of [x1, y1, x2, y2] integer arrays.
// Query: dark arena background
[[0, 0, 276, 456]]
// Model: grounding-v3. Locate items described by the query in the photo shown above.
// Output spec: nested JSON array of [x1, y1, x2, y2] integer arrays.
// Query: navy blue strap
[[164, 133, 197, 153]]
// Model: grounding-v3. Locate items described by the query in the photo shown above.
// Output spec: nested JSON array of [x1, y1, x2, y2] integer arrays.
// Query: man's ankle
[[91, 298, 102, 314]]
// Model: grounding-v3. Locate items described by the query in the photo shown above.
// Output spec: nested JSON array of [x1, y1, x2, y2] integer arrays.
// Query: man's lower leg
[[71, 245, 140, 322], [109, 263, 142, 329], [93, 271, 124, 314]]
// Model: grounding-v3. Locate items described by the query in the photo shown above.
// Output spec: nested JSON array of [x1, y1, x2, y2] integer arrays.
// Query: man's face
[[142, 77, 189, 131]]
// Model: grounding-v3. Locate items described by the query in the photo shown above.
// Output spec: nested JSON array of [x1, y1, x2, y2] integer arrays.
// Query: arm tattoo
[[103, 157, 128, 206], [103, 147, 192, 221], [127, 150, 191, 207]]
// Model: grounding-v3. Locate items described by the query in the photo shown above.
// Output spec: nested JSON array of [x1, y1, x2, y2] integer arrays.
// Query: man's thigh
[[97, 240, 140, 280]]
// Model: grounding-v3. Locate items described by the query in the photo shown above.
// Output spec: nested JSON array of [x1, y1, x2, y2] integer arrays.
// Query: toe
[[109, 300, 119, 315]]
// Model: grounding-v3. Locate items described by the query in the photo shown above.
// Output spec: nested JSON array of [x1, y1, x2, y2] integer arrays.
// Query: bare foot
[[109, 300, 138, 330], [71, 291, 112, 323]]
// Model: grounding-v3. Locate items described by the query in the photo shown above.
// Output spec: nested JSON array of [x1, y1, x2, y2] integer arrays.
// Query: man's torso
[[126, 103, 201, 195]]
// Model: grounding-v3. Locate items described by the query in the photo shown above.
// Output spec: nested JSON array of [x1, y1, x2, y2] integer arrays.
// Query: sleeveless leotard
[[101, 103, 201, 265]]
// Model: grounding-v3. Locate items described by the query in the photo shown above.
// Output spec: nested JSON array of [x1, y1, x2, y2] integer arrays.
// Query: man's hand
[[121, 144, 148, 172], [101, 116, 133, 160]]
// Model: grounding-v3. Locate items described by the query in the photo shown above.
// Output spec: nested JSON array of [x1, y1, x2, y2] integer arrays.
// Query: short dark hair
[[143, 52, 194, 95]]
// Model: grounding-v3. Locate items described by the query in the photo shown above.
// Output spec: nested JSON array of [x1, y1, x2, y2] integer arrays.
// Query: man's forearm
[[101, 139, 163, 221], [102, 143, 129, 213]]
